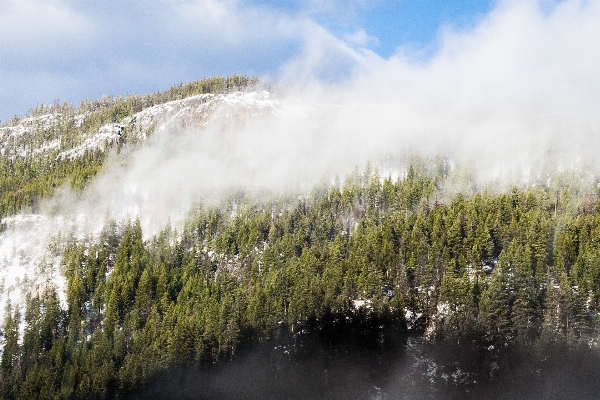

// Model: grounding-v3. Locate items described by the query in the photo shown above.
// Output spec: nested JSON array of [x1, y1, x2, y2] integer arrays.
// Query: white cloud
[[279, 22, 381, 83], [0, 0, 321, 119], [54, 0, 600, 226], [344, 28, 380, 48], [0, 0, 96, 64], [337, 0, 600, 182], [3, 0, 600, 173]]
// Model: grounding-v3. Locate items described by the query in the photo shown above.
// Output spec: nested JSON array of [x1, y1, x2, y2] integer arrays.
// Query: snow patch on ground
[[0, 215, 66, 324], [0, 91, 279, 163]]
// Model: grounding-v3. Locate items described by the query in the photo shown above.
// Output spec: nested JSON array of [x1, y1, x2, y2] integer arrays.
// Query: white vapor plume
[[1, 0, 600, 322]]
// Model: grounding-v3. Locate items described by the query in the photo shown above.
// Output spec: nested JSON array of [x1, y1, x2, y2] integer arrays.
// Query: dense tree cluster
[[2, 163, 600, 398], [0, 150, 104, 218]]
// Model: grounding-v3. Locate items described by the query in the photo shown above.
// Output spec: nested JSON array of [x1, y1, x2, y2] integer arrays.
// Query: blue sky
[[0, 0, 499, 121], [318, 0, 494, 58]]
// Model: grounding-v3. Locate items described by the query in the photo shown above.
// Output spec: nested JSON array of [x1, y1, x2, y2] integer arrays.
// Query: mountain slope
[[0, 76, 275, 326], [2, 77, 600, 399]]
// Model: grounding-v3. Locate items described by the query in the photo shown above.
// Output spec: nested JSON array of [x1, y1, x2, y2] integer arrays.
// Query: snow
[[436, 301, 450, 316], [126, 90, 277, 140], [0, 214, 68, 324], [0, 91, 279, 164], [353, 298, 373, 311], [59, 123, 123, 160], [353, 299, 366, 309], [405, 308, 426, 331]]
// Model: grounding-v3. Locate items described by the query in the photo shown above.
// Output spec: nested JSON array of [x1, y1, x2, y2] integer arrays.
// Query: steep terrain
[[2, 78, 600, 399], [0, 79, 277, 326]]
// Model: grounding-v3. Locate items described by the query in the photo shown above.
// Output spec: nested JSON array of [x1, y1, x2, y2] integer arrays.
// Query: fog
[[84, 1, 600, 228], [17, 0, 600, 238]]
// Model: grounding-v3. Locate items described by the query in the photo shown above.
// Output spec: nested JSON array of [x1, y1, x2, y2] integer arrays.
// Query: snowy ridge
[[0, 113, 63, 158], [0, 113, 62, 138], [0, 90, 278, 161], [122, 90, 277, 140]]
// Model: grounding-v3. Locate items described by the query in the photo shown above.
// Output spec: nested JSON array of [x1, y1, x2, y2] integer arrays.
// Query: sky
[[0, 0, 498, 121]]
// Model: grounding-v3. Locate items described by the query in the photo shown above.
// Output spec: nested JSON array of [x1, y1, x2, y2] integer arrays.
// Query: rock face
[[123, 90, 277, 140], [0, 90, 279, 328], [0, 90, 278, 161]]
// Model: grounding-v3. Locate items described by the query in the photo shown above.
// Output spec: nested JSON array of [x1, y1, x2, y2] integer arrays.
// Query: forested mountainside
[[0, 75, 273, 329], [2, 161, 600, 398], [0, 75, 259, 220], [2, 77, 600, 398]]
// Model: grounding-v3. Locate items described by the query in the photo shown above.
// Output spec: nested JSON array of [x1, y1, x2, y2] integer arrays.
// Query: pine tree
[[1, 302, 21, 398]]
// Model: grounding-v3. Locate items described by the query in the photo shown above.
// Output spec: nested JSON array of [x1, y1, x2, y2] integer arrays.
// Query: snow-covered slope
[[0, 90, 277, 160], [0, 90, 279, 328]]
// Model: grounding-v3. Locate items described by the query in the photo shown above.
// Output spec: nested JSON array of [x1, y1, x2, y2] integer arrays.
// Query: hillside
[[0, 75, 261, 218], [0, 76, 274, 326], [2, 77, 600, 398]]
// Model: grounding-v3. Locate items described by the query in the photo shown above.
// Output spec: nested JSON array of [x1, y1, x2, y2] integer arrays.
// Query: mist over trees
[[0, 75, 259, 222], [2, 77, 600, 398], [2, 158, 600, 398]]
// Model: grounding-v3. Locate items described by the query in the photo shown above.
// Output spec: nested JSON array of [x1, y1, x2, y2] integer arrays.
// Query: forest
[[2, 158, 600, 398]]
